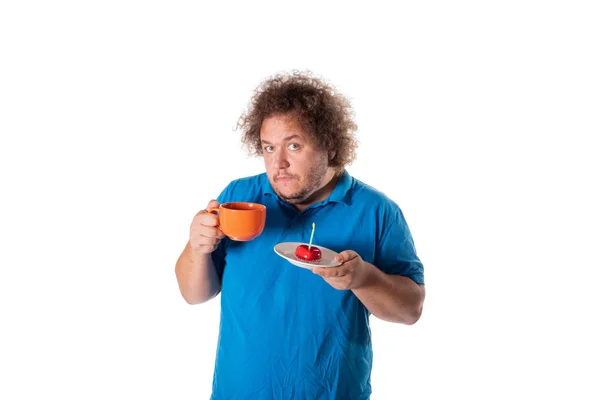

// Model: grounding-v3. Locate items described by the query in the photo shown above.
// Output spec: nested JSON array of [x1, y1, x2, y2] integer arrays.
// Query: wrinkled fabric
[[209, 171, 424, 399]]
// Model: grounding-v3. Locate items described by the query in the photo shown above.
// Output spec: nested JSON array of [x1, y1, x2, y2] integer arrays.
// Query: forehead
[[260, 114, 310, 142]]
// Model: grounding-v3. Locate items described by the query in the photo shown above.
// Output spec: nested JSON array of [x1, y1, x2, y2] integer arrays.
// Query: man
[[175, 71, 425, 399]]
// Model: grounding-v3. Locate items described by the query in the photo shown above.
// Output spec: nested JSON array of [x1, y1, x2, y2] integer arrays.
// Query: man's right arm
[[175, 200, 225, 304], [175, 241, 221, 304]]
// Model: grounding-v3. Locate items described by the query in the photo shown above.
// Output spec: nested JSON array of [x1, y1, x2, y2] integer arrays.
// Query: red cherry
[[295, 244, 322, 261]]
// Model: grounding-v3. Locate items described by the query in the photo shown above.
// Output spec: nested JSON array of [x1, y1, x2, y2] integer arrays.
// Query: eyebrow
[[261, 135, 302, 145]]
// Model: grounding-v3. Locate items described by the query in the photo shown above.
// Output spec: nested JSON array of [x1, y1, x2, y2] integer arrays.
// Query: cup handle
[[206, 207, 223, 233], [206, 207, 220, 215]]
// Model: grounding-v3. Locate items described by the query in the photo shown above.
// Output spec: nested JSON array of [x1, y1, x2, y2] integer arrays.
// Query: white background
[[1, 1, 599, 399]]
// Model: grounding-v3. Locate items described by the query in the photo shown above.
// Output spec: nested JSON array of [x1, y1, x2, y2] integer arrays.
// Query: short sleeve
[[374, 207, 425, 285], [210, 184, 232, 280]]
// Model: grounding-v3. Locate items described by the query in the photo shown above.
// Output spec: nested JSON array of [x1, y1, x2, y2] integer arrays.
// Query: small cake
[[295, 244, 322, 262]]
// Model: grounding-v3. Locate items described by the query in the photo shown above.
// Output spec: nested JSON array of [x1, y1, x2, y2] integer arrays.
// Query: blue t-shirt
[[210, 170, 424, 400]]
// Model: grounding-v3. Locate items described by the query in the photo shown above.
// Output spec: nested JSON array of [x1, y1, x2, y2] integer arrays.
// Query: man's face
[[260, 113, 332, 205]]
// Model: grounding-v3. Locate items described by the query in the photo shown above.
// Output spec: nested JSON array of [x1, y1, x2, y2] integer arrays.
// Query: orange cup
[[206, 202, 266, 241]]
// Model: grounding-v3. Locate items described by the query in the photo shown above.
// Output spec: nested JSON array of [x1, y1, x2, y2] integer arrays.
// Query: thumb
[[334, 250, 358, 264], [206, 199, 220, 209]]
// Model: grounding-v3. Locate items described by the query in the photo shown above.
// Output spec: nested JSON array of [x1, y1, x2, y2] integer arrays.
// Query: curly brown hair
[[237, 70, 358, 173]]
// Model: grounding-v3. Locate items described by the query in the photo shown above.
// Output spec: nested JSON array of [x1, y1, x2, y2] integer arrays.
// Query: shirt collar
[[324, 169, 352, 205], [262, 170, 352, 206]]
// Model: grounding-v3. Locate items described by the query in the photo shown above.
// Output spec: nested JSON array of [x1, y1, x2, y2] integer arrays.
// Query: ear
[[328, 150, 336, 161]]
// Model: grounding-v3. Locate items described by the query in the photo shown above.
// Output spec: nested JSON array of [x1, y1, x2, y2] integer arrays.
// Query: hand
[[312, 250, 370, 290], [189, 200, 226, 255]]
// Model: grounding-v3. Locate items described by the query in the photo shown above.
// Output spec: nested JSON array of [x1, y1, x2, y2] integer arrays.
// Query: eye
[[288, 143, 300, 151], [264, 145, 274, 153]]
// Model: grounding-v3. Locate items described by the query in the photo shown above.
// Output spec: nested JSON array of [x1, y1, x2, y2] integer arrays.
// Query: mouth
[[275, 175, 295, 182]]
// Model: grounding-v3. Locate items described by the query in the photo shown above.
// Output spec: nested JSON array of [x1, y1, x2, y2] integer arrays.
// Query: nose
[[272, 149, 290, 169]]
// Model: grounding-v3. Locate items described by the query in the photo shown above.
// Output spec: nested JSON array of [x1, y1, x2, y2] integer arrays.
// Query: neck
[[293, 169, 339, 212]]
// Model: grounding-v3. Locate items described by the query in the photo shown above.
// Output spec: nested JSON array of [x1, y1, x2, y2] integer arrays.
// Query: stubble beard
[[273, 158, 330, 205]]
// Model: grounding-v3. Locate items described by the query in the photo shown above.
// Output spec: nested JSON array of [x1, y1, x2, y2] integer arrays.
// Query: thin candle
[[308, 222, 316, 250]]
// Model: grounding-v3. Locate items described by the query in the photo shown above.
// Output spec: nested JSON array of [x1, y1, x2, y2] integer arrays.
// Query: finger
[[313, 266, 349, 278], [190, 235, 222, 251], [334, 250, 359, 264], [195, 211, 220, 227], [193, 225, 223, 239], [206, 199, 219, 209], [194, 236, 221, 247], [193, 243, 219, 255]]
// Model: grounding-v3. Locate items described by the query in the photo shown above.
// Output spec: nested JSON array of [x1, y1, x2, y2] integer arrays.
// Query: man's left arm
[[312, 250, 425, 324]]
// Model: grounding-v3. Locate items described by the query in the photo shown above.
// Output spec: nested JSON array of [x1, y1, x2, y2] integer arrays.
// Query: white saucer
[[273, 242, 342, 270]]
